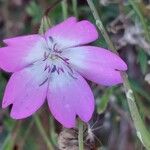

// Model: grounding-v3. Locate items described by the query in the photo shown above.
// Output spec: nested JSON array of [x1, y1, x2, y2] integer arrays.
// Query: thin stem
[[49, 116, 57, 145], [19, 120, 34, 149], [122, 74, 150, 149], [78, 119, 84, 150], [86, 0, 115, 52], [61, 0, 68, 19], [1, 133, 12, 150], [87, 0, 150, 149], [34, 115, 54, 150], [72, 0, 78, 18], [2, 122, 21, 150]]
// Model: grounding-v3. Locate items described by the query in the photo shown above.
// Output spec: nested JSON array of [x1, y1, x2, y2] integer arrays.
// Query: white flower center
[[42, 36, 75, 75], [38, 36, 77, 87]]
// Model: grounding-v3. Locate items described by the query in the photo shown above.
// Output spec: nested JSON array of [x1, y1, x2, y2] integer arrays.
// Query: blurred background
[[0, 0, 150, 149]]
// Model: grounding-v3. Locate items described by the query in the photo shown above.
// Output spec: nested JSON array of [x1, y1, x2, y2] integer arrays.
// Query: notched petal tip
[[50, 110, 76, 128], [78, 20, 99, 40], [66, 16, 78, 22], [10, 106, 35, 120], [3, 39, 11, 46], [2, 94, 14, 109], [116, 57, 128, 71], [78, 112, 93, 123], [10, 110, 26, 120], [106, 71, 124, 86], [2, 101, 10, 109], [61, 120, 76, 128]]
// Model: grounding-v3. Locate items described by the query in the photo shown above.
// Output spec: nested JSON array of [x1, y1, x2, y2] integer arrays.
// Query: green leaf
[[137, 49, 148, 75], [97, 88, 112, 114]]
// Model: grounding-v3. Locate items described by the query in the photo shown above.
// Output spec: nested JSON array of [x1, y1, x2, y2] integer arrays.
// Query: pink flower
[[0, 17, 127, 128]]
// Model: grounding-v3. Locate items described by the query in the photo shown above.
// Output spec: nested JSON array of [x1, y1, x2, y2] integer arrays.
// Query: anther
[[51, 65, 57, 73], [43, 51, 50, 61], [49, 36, 54, 43]]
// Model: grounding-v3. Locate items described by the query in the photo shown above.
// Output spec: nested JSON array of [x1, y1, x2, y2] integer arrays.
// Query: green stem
[[20, 120, 34, 149], [49, 116, 57, 145], [128, 0, 150, 42], [1, 133, 12, 150], [87, 0, 150, 149], [122, 75, 150, 149], [78, 119, 84, 150], [34, 115, 54, 150], [72, 0, 78, 18], [86, 0, 115, 52], [39, 16, 51, 34], [2, 122, 21, 150], [61, 0, 68, 19]]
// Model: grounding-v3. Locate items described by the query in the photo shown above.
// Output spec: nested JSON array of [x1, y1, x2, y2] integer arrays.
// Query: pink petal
[[62, 46, 127, 86], [45, 17, 98, 49], [2, 62, 48, 119], [0, 35, 46, 72], [47, 71, 94, 128]]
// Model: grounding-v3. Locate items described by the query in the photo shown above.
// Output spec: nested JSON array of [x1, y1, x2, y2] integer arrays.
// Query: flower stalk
[[87, 0, 150, 149], [78, 119, 84, 150]]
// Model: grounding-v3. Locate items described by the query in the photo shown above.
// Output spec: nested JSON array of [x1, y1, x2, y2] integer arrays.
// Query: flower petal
[[45, 17, 98, 49], [0, 35, 46, 72], [62, 46, 127, 86], [2, 62, 48, 119], [47, 71, 94, 128]]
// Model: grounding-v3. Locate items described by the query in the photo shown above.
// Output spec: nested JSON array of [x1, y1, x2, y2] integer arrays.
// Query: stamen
[[43, 51, 50, 61], [53, 43, 57, 51], [67, 71, 77, 79], [39, 78, 49, 86], [59, 67, 64, 73], [49, 36, 54, 43], [56, 67, 64, 74], [42, 37, 76, 79], [53, 43, 62, 53], [51, 65, 57, 73], [44, 64, 51, 73], [55, 55, 69, 64]]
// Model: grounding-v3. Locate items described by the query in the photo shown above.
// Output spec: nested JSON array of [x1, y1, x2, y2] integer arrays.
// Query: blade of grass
[[49, 116, 57, 146], [19, 120, 34, 149], [97, 88, 113, 114], [61, 0, 68, 19], [2, 122, 21, 150], [72, 0, 78, 18], [34, 115, 54, 150]]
